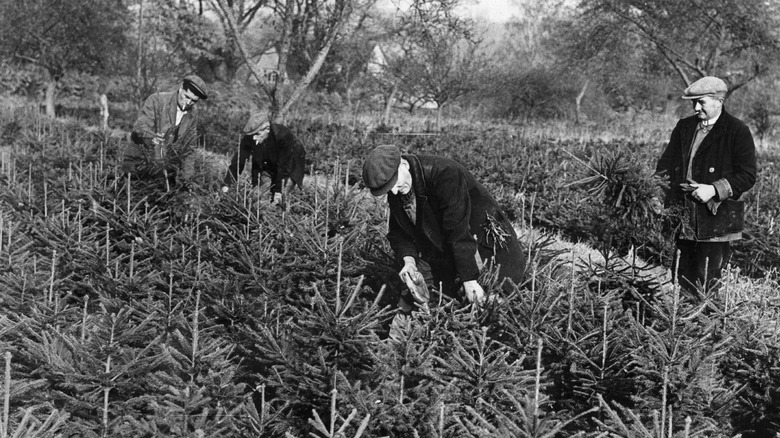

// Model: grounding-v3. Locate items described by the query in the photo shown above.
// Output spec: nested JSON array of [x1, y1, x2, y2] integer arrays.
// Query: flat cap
[[682, 76, 727, 100], [243, 112, 270, 135], [362, 145, 401, 196], [182, 74, 208, 99]]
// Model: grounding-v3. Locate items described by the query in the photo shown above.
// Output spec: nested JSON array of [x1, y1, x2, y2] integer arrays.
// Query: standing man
[[362, 145, 526, 307], [221, 112, 307, 204], [656, 76, 757, 294], [122, 74, 208, 185]]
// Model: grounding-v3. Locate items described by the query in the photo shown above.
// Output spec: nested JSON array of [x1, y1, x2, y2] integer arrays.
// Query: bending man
[[362, 145, 526, 307], [222, 112, 306, 204]]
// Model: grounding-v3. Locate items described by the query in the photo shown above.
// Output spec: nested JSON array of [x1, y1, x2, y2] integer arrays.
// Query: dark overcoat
[[656, 108, 757, 239], [224, 123, 306, 194], [386, 154, 525, 291]]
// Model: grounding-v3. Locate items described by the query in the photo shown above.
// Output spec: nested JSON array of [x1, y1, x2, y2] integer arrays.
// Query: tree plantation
[[1, 0, 780, 437]]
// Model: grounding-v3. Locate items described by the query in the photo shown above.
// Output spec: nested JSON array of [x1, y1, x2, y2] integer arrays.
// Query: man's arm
[[386, 208, 418, 264], [431, 166, 480, 282], [269, 126, 307, 192], [723, 122, 757, 199], [224, 135, 255, 186], [130, 94, 160, 147]]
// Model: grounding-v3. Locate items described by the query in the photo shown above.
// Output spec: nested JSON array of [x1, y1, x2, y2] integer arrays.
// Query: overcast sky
[[380, 0, 521, 23], [456, 0, 520, 22]]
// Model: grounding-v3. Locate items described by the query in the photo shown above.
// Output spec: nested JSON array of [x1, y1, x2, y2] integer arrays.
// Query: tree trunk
[[136, 0, 145, 109], [574, 79, 589, 125], [382, 84, 398, 126], [214, 0, 352, 121], [45, 79, 57, 118]]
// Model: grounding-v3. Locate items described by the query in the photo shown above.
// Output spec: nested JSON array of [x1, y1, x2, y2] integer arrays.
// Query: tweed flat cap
[[182, 74, 208, 99], [243, 112, 270, 135], [362, 145, 401, 196], [682, 76, 727, 100]]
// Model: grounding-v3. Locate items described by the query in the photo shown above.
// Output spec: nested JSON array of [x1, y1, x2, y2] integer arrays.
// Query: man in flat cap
[[656, 76, 757, 294], [221, 112, 306, 204], [122, 74, 208, 186], [362, 145, 526, 308]]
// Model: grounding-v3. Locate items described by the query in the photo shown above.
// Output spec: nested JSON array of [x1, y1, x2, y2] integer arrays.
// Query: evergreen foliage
[[0, 113, 779, 436]]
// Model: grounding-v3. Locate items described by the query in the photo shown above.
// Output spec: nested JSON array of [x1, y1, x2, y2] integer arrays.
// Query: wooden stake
[[48, 250, 57, 305], [105, 225, 111, 268], [534, 337, 543, 420], [129, 241, 135, 279], [81, 296, 89, 342], [191, 290, 201, 380], [2, 351, 10, 438], [77, 202, 82, 243], [336, 236, 343, 313], [102, 320, 115, 438], [127, 174, 132, 215], [27, 163, 32, 205]]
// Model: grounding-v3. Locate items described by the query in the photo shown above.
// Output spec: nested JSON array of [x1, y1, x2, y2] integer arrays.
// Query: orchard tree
[[481, 0, 586, 120], [215, 0, 364, 119], [207, 0, 277, 81], [313, 1, 384, 109], [371, 0, 480, 127], [393, 32, 485, 128], [130, 0, 224, 107], [0, 0, 128, 117], [570, 0, 780, 92]]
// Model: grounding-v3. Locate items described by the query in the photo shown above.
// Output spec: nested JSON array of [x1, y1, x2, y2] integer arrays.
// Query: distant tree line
[[1, 0, 779, 129]]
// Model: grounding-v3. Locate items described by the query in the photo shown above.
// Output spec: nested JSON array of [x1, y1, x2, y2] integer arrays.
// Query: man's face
[[177, 86, 201, 112], [692, 96, 723, 122], [252, 124, 271, 144], [390, 161, 412, 195]]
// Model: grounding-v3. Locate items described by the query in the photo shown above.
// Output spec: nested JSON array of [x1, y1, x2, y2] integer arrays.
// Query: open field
[[1, 105, 780, 437]]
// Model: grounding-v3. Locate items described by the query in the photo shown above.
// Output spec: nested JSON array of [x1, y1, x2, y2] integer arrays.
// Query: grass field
[[1, 102, 779, 437]]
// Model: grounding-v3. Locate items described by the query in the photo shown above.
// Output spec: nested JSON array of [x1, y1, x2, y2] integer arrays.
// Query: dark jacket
[[224, 123, 306, 194], [656, 109, 757, 239], [123, 89, 200, 174], [387, 154, 525, 285]]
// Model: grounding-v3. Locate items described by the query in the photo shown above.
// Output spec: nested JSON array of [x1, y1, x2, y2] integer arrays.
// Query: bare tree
[[572, 0, 780, 91], [0, 0, 128, 117], [214, 0, 355, 120], [368, 0, 479, 127]]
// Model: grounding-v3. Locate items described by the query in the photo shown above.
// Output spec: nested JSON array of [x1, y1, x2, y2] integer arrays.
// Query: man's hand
[[463, 280, 486, 306], [271, 192, 283, 205], [399, 257, 419, 283], [689, 183, 716, 203], [649, 196, 663, 215]]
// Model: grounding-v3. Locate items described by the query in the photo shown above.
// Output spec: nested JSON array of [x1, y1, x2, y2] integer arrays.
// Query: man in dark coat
[[122, 74, 208, 185], [656, 76, 757, 294], [362, 145, 526, 307], [221, 112, 306, 204]]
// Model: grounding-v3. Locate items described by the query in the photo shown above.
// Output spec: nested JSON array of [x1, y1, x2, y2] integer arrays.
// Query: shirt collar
[[701, 113, 720, 128]]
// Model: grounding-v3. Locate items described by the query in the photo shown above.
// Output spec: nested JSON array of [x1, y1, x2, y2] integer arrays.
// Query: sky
[[380, 0, 522, 23], [455, 0, 521, 22]]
